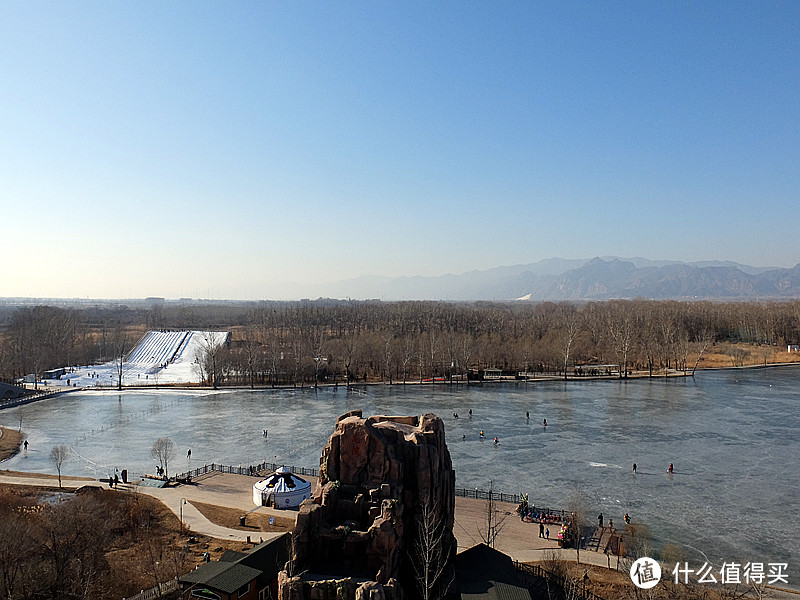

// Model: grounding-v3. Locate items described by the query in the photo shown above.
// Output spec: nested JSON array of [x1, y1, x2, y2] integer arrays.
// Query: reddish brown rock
[[281, 411, 456, 600]]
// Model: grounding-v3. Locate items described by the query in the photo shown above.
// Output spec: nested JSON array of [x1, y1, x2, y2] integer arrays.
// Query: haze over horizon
[[3, 3, 798, 300]]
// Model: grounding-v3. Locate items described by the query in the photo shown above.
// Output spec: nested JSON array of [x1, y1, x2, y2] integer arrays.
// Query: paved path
[[0, 471, 278, 543]]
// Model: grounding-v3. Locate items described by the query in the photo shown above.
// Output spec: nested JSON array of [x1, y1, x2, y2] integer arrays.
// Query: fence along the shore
[[173, 462, 569, 520]]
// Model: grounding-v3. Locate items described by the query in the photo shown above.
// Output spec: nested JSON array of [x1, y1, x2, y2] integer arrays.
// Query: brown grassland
[[0, 485, 259, 600], [0, 426, 23, 462], [190, 499, 295, 533]]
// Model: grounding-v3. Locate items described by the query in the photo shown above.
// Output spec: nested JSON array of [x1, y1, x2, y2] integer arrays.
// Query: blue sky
[[2, 2, 798, 299]]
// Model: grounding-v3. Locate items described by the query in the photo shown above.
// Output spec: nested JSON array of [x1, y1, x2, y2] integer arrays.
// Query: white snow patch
[[48, 330, 230, 388]]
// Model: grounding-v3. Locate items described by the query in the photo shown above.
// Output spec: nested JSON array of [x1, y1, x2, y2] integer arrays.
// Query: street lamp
[[180, 498, 187, 532]]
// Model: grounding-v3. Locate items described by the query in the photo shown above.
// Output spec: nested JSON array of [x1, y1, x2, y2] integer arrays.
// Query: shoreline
[[17, 359, 800, 396]]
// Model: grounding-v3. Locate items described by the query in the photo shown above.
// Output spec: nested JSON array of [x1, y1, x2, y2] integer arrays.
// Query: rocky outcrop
[[279, 410, 455, 600]]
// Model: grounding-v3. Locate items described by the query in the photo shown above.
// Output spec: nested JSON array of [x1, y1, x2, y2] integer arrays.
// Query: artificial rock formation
[[279, 410, 456, 600]]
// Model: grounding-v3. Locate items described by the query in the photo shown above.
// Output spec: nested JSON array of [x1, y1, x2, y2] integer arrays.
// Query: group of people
[[476, 430, 500, 444], [632, 462, 675, 474], [518, 503, 565, 526], [107, 468, 127, 488], [467, 412, 547, 445]]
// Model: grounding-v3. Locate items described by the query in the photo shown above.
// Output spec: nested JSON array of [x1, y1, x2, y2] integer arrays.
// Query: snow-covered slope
[[49, 330, 230, 387]]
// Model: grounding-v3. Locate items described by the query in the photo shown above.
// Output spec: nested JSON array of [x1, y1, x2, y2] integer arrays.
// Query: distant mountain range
[[300, 257, 800, 302], [5, 258, 799, 304]]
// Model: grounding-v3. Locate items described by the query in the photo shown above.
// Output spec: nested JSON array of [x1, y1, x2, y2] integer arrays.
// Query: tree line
[[2, 299, 800, 387]]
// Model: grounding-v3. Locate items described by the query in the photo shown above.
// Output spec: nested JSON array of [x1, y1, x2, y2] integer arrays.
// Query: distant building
[[43, 368, 66, 380]]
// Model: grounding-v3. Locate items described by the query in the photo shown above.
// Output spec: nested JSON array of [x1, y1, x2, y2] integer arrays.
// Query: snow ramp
[[125, 330, 230, 373]]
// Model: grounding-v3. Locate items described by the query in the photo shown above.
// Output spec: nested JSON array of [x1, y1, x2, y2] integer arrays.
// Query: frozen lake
[[2, 366, 798, 578]]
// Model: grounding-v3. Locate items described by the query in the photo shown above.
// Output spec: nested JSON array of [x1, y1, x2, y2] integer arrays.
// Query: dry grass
[[694, 344, 800, 369], [530, 559, 633, 598], [0, 484, 259, 599], [0, 426, 23, 461], [190, 500, 296, 532], [0, 468, 94, 481], [104, 492, 256, 596]]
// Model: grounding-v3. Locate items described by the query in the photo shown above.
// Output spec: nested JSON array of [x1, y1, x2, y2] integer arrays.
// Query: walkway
[[0, 471, 278, 543]]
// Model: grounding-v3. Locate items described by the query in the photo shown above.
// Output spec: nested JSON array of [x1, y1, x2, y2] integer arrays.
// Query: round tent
[[252, 466, 312, 508]]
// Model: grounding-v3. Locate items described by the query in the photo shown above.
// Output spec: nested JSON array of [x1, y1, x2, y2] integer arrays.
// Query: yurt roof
[[254, 468, 310, 493]]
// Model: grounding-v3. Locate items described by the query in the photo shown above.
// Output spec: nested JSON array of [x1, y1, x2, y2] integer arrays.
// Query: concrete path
[[0, 471, 280, 543]]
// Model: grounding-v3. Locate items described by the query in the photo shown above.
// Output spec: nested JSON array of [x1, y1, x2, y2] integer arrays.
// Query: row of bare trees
[[0, 486, 187, 600], [2, 299, 800, 387]]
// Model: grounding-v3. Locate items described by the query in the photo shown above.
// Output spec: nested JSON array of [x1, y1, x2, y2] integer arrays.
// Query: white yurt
[[252, 466, 312, 508]]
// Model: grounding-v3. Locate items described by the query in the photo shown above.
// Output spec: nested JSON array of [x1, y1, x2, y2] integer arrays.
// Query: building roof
[[180, 534, 290, 595], [460, 580, 532, 600], [454, 544, 531, 600], [218, 549, 249, 563], [455, 544, 518, 584], [180, 562, 262, 594]]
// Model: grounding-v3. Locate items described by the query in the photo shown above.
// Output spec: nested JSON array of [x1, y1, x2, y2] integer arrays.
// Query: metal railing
[[172, 464, 564, 516], [0, 387, 78, 411], [455, 486, 522, 504], [174, 461, 320, 482]]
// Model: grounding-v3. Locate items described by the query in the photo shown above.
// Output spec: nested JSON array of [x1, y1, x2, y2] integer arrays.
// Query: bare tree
[[691, 328, 715, 376], [478, 480, 507, 549], [196, 332, 226, 388], [0, 492, 36, 599], [605, 301, 637, 378], [410, 498, 452, 600], [150, 437, 175, 479], [555, 303, 583, 380], [113, 327, 129, 390], [49, 445, 69, 489], [564, 491, 590, 563], [240, 325, 262, 388]]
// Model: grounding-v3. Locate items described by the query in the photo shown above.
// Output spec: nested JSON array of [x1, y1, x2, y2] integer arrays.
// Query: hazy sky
[[2, 2, 798, 299]]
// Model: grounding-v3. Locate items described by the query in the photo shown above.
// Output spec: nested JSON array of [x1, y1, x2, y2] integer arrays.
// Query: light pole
[[180, 498, 187, 532]]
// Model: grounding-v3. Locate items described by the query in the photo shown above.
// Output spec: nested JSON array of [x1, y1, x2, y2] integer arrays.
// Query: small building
[[43, 368, 66, 380], [482, 368, 503, 380], [179, 534, 289, 600], [453, 543, 535, 600], [252, 466, 312, 508]]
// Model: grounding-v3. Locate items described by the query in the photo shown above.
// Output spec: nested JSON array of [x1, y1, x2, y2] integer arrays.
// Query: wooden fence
[[122, 577, 178, 600], [514, 562, 607, 600]]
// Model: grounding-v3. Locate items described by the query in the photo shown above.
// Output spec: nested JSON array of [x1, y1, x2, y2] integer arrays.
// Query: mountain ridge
[[302, 257, 800, 301]]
